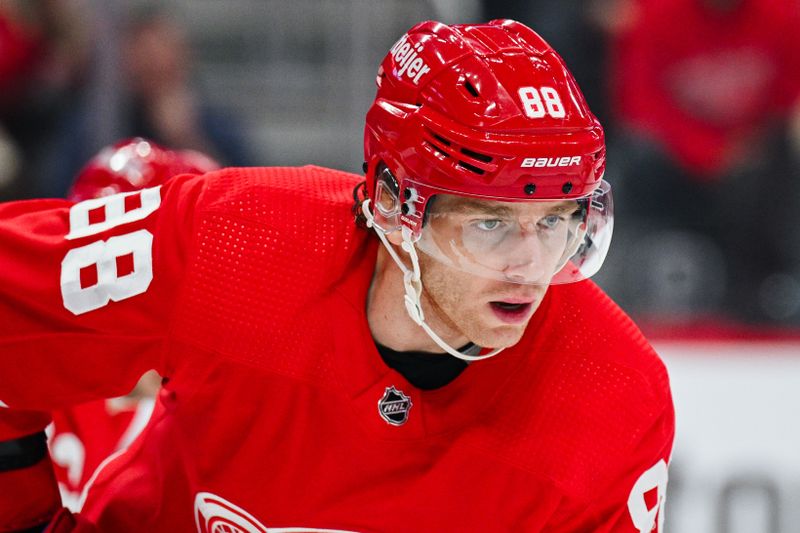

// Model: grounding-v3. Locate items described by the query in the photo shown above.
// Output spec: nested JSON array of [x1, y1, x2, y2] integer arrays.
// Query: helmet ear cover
[[375, 163, 400, 215], [369, 163, 402, 233], [370, 163, 445, 235]]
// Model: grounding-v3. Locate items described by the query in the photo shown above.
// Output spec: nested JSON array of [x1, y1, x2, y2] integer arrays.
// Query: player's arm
[[556, 397, 675, 533], [0, 173, 207, 530], [611, 402, 674, 533]]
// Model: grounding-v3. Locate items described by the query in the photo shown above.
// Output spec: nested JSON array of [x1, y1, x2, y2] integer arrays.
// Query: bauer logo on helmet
[[521, 156, 582, 168]]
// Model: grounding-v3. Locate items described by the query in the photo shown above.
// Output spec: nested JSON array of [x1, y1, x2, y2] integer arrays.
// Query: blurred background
[[1, 0, 799, 531]]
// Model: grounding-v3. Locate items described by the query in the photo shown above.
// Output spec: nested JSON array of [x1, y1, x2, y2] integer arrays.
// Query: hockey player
[[65, 137, 220, 203], [48, 138, 219, 510], [0, 20, 673, 532]]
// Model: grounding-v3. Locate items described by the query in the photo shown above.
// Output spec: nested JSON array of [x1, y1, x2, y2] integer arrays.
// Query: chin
[[471, 325, 527, 350]]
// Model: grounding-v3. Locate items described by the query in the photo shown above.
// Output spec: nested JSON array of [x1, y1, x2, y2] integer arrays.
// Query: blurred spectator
[[611, 0, 800, 178], [42, 6, 254, 199], [120, 8, 253, 167], [0, 0, 92, 199], [606, 0, 800, 324]]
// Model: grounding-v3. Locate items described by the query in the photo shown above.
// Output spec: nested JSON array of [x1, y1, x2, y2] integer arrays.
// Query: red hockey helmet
[[364, 19, 611, 286], [68, 138, 219, 202]]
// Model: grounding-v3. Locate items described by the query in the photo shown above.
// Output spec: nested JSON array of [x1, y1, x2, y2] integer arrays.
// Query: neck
[[367, 245, 468, 353]]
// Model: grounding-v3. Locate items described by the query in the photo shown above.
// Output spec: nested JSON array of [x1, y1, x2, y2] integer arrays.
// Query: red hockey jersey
[[0, 166, 674, 532], [48, 394, 156, 510]]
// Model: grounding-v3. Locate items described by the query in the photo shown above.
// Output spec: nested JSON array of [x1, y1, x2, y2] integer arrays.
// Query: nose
[[501, 231, 548, 284]]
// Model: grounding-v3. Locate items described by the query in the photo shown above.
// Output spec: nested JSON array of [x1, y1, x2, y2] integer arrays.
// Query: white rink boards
[[657, 340, 800, 533]]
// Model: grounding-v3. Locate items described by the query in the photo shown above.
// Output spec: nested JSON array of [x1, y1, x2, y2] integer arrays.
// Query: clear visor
[[415, 180, 613, 285]]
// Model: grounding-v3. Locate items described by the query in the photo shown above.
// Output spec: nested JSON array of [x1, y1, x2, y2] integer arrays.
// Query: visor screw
[[524, 183, 536, 195], [562, 182, 573, 194], [362, 161, 369, 173]]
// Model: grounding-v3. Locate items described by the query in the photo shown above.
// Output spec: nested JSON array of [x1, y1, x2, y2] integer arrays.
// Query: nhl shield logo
[[378, 386, 413, 426]]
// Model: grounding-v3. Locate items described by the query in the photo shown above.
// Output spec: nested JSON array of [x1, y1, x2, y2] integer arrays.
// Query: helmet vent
[[423, 131, 453, 159], [457, 161, 485, 175], [421, 127, 495, 176], [425, 133, 452, 159], [432, 133, 452, 147], [461, 147, 492, 163], [463, 79, 480, 98], [425, 142, 450, 159]]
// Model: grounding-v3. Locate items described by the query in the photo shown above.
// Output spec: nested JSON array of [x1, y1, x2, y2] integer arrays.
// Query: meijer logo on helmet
[[390, 34, 432, 85]]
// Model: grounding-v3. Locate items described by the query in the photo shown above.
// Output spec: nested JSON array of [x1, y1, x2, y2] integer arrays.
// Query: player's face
[[412, 195, 580, 349]]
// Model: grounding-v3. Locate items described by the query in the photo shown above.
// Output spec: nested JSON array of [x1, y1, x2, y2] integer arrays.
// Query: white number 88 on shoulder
[[61, 187, 161, 315]]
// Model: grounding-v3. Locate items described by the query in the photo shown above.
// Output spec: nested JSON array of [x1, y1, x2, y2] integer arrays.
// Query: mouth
[[489, 300, 534, 324]]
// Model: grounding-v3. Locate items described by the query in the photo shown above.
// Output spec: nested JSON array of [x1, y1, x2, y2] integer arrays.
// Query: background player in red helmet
[[0, 20, 673, 532], [67, 137, 220, 202], [47, 138, 219, 512]]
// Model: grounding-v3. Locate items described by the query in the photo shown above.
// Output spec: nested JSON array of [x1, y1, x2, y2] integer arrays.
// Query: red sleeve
[[0, 172, 207, 529], [549, 393, 675, 532], [593, 402, 674, 532]]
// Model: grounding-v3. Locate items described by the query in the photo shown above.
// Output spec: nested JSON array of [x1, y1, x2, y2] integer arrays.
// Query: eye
[[539, 214, 563, 230], [475, 219, 503, 231]]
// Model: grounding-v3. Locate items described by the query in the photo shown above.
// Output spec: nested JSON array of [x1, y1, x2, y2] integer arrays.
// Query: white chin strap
[[362, 199, 504, 362]]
